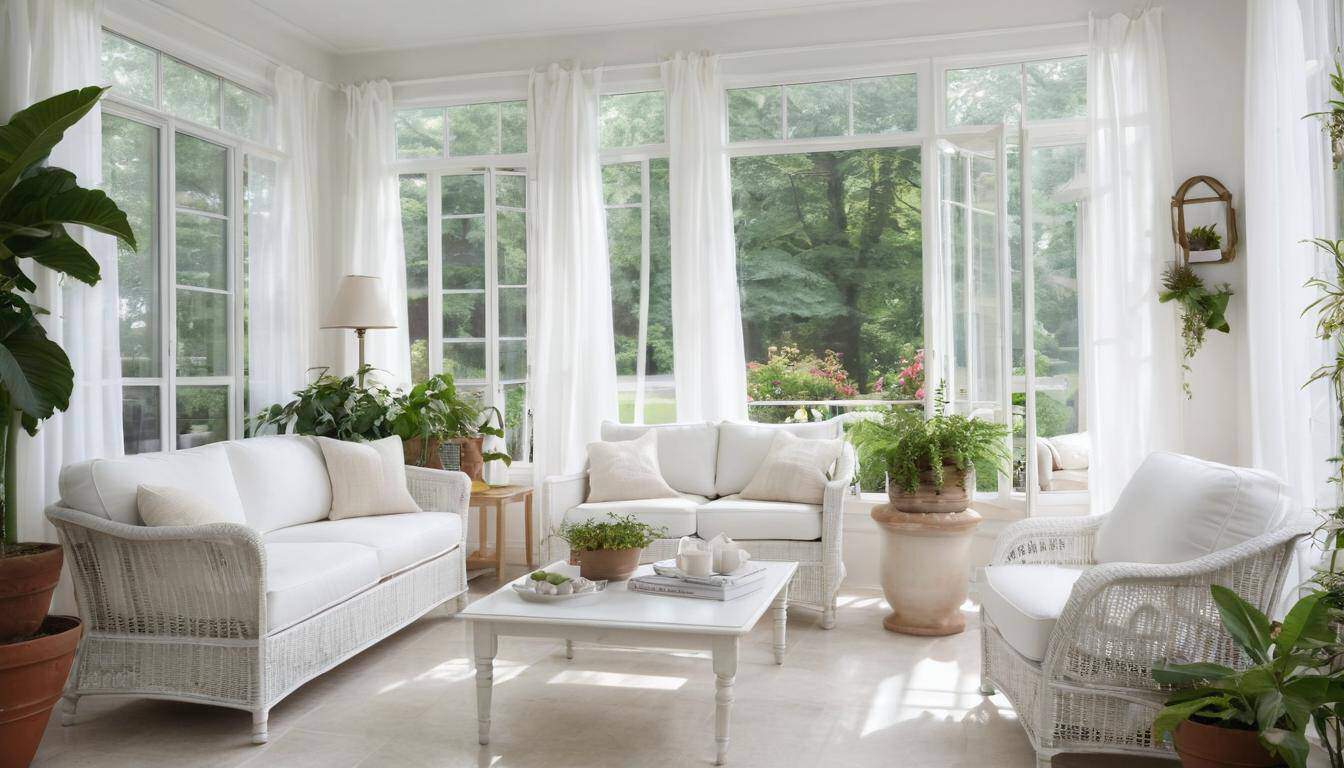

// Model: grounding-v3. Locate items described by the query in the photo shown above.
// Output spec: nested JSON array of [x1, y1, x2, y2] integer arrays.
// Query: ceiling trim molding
[[237, 0, 343, 52]]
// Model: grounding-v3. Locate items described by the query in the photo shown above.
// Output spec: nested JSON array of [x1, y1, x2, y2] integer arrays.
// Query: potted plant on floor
[[846, 389, 1010, 636], [387, 373, 511, 482], [1152, 586, 1344, 768], [555, 513, 667, 581], [0, 86, 137, 768]]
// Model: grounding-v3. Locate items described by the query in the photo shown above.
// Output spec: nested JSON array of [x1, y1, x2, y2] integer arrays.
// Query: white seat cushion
[[225, 435, 332, 532], [714, 420, 841, 497], [695, 494, 823, 541], [1095, 452, 1288, 565], [980, 564, 1087, 662], [601, 421, 720, 497], [264, 512, 462, 578], [58, 444, 245, 525], [264, 542, 379, 634], [564, 495, 706, 538]]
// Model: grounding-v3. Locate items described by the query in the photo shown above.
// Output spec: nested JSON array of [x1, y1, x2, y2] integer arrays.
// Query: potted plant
[[846, 389, 1010, 636], [554, 513, 667, 581], [1158, 262, 1234, 398], [1186, 223, 1223, 259], [386, 373, 511, 480], [0, 86, 137, 768], [1152, 586, 1344, 768], [249, 364, 399, 441]]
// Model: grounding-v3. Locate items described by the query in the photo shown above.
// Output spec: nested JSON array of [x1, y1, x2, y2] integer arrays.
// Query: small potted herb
[[1186, 223, 1223, 258], [554, 513, 667, 581]]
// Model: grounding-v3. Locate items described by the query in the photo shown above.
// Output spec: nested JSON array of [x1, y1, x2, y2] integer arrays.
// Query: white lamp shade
[[322, 275, 397, 330]]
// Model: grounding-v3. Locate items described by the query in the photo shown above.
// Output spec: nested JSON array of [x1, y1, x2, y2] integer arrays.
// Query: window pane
[[606, 205, 642, 382], [500, 100, 527, 154], [602, 162, 642, 206], [732, 147, 924, 414], [175, 212, 227, 290], [223, 82, 269, 143], [496, 174, 525, 208], [396, 108, 445, 159], [499, 286, 526, 337], [728, 86, 783, 142], [448, 102, 499, 156], [441, 174, 485, 215], [853, 74, 918, 135], [243, 155, 276, 420], [442, 217, 485, 289], [645, 158, 675, 424], [1031, 143, 1085, 447], [103, 115, 160, 378], [443, 291, 485, 338], [1025, 57, 1087, 121], [785, 81, 849, 139], [175, 133, 227, 214], [401, 174, 430, 382], [176, 385, 229, 449], [101, 32, 156, 107], [500, 339, 526, 381], [497, 210, 526, 285], [945, 64, 1021, 127], [503, 382, 530, 461], [443, 341, 486, 380], [123, 385, 162, 454], [600, 92, 665, 149], [176, 289, 229, 376], [163, 57, 221, 128]]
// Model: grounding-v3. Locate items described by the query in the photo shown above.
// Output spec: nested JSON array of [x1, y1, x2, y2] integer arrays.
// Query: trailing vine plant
[[1158, 263, 1234, 398]]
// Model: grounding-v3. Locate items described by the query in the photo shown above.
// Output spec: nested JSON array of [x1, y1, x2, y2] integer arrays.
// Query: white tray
[[510, 579, 608, 604]]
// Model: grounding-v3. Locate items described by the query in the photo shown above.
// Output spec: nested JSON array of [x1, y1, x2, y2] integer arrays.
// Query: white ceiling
[[197, 0, 911, 53]]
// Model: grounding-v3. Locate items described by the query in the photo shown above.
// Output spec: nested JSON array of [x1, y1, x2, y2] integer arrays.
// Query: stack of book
[[627, 560, 767, 601]]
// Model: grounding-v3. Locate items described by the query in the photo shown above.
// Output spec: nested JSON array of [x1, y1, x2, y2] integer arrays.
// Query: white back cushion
[[59, 444, 245, 525], [225, 435, 333, 531], [600, 421, 719, 497], [1094, 452, 1288, 565], [715, 420, 841, 497]]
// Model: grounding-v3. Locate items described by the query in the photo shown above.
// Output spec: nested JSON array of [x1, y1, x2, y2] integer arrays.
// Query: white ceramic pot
[[870, 504, 981, 636]]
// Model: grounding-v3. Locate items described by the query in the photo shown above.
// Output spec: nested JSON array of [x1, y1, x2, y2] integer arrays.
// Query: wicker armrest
[[991, 514, 1105, 566], [822, 443, 856, 555], [405, 466, 471, 515], [45, 505, 266, 640]]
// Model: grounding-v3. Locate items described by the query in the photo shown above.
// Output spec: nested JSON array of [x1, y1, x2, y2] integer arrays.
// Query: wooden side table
[[466, 485, 534, 578]]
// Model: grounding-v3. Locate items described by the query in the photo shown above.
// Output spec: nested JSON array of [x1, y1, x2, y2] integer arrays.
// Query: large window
[[395, 101, 527, 159], [101, 30, 276, 454]]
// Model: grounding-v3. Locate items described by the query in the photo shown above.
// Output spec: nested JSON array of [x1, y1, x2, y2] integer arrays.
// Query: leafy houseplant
[[1306, 60, 1344, 167], [0, 86, 137, 768], [554, 512, 667, 581], [1187, 223, 1223, 253], [249, 365, 397, 442], [1152, 587, 1344, 768], [386, 373, 510, 473], [1159, 262, 1234, 398]]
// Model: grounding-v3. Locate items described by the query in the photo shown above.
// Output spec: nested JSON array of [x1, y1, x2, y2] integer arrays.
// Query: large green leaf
[[6, 184, 135, 249], [0, 308, 73, 422], [0, 167, 77, 216], [4, 225, 99, 285], [0, 87, 106, 195], [1151, 661, 1237, 687], [1211, 585, 1273, 664], [1152, 693, 1231, 742], [1274, 592, 1334, 654]]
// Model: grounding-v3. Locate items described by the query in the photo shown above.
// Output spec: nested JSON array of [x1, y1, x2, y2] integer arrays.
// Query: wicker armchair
[[979, 454, 1309, 767]]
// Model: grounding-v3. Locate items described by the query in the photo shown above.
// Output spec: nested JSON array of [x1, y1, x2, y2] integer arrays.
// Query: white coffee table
[[461, 560, 798, 765]]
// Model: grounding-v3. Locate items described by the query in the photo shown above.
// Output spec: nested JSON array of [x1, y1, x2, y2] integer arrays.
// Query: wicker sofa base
[[64, 546, 468, 743]]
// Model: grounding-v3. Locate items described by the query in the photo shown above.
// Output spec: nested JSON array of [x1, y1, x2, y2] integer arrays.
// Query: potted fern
[[0, 86, 136, 768]]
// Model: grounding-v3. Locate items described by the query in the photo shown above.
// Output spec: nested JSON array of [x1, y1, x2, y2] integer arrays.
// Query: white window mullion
[[428, 173, 444, 375], [164, 118, 179, 452], [633, 158, 652, 424]]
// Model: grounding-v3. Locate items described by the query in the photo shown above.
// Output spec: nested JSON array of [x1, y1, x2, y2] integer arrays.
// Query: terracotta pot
[[578, 548, 642, 581], [1173, 719, 1282, 768], [450, 436, 485, 482], [871, 504, 981, 636], [0, 544, 63, 643], [887, 464, 973, 514], [0, 615, 82, 768], [402, 436, 444, 469]]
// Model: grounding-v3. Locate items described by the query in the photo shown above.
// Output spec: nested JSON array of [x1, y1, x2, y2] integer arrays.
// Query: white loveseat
[[979, 452, 1308, 766], [543, 419, 855, 628], [45, 435, 471, 744]]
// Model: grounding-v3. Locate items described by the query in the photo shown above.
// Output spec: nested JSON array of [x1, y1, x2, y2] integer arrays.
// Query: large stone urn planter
[[872, 470, 981, 635]]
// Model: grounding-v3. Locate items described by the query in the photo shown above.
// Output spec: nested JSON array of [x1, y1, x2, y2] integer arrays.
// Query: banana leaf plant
[[0, 86, 136, 547]]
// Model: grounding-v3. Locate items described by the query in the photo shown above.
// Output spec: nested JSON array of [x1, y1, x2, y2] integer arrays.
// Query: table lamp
[[323, 274, 396, 387]]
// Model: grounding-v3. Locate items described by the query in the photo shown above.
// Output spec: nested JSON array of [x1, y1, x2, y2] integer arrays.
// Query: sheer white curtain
[[1083, 9, 1183, 516], [662, 51, 747, 422], [336, 80, 411, 387], [1244, 0, 1335, 598], [528, 62, 618, 555], [249, 66, 324, 414], [0, 0, 123, 552]]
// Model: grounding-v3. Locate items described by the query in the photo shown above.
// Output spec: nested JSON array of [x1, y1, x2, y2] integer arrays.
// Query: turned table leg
[[524, 494, 535, 569], [472, 622, 498, 746], [712, 636, 738, 766], [771, 586, 789, 665]]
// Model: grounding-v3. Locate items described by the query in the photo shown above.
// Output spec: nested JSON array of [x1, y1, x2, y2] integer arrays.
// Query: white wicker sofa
[[543, 419, 854, 628], [979, 452, 1309, 766], [45, 434, 471, 745]]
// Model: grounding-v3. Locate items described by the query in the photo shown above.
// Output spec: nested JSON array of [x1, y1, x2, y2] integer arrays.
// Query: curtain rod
[[388, 19, 1089, 88]]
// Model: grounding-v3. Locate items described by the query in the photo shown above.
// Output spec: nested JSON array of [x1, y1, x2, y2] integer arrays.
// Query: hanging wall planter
[[1170, 175, 1238, 265]]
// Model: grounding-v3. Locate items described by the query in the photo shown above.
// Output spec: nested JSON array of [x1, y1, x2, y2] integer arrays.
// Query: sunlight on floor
[[835, 595, 890, 610], [547, 669, 687, 690], [859, 658, 1004, 736]]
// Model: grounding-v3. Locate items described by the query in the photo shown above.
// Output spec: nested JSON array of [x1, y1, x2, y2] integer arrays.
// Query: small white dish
[[511, 579, 607, 603]]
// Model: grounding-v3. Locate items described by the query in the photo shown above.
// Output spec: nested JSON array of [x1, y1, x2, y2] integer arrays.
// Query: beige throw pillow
[[586, 430, 680, 503], [137, 484, 247, 527], [316, 436, 422, 520], [739, 431, 843, 505]]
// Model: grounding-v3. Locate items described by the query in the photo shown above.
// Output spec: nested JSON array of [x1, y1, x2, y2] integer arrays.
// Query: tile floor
[[31, 566, 1176, 768]]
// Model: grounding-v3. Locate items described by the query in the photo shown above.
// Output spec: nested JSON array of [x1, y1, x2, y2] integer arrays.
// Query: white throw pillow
[[738, 431, 843, 505], [137, 484, 246, 527], [316, 436, 422, 520], [599, 421, 719, 497], [586, 430, 680, 503], [1050, 432, 1089, 470]]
